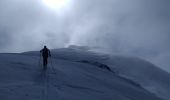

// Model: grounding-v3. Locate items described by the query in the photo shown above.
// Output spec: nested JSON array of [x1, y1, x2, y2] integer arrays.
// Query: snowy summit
[[0, 47, 170, 100]]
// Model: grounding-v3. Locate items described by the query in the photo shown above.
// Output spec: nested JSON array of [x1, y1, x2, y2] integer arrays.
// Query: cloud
[[0, 0, 72, 52], [67, 0, 170, 53], [65, 0, 170, 71], [0, 0, 170, 71]]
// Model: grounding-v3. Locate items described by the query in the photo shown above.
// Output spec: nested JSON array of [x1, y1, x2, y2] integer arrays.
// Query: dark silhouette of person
[[40, 46, 51, 70]]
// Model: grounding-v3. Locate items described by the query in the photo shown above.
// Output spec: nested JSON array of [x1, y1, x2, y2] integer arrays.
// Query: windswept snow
[[0, 47, 169, 100]]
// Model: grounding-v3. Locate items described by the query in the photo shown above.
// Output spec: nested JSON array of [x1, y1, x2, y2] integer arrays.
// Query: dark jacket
[[40, 48, 51, 58]]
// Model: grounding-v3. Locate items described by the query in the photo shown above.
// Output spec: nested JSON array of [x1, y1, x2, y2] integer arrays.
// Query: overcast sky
[[0, 0, 170, 71]]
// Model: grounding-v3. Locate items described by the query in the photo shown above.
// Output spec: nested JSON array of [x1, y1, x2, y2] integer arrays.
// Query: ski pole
[[50, 56, 53, 67], [50, 57, 57, 74]]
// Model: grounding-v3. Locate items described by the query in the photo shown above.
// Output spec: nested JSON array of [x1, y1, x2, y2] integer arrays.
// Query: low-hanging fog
[[0, 0, 170, 72]]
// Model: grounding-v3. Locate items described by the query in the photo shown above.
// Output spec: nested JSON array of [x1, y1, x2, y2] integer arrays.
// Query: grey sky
[[0, 0, 170, 71]]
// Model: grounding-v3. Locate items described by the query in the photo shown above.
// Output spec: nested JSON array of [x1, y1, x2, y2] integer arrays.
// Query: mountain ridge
[[0, 47, 169, 100]]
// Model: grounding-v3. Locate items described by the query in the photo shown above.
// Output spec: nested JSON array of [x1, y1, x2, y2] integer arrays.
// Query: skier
[[40, 46, 51, 70]]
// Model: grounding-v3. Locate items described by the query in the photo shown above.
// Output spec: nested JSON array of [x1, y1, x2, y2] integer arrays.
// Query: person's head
[[44, 46, 47, 49]]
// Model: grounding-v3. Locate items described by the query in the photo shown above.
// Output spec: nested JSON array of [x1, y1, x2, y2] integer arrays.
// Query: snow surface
[[0, 47, 169, 100]]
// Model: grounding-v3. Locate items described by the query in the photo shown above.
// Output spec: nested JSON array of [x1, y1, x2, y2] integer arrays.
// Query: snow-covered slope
[[0, 47, 168, 100]]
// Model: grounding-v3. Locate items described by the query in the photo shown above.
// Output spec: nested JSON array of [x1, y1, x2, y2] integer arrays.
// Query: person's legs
[[43, 57, 47, 70], [46, 57, 48, 65]]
